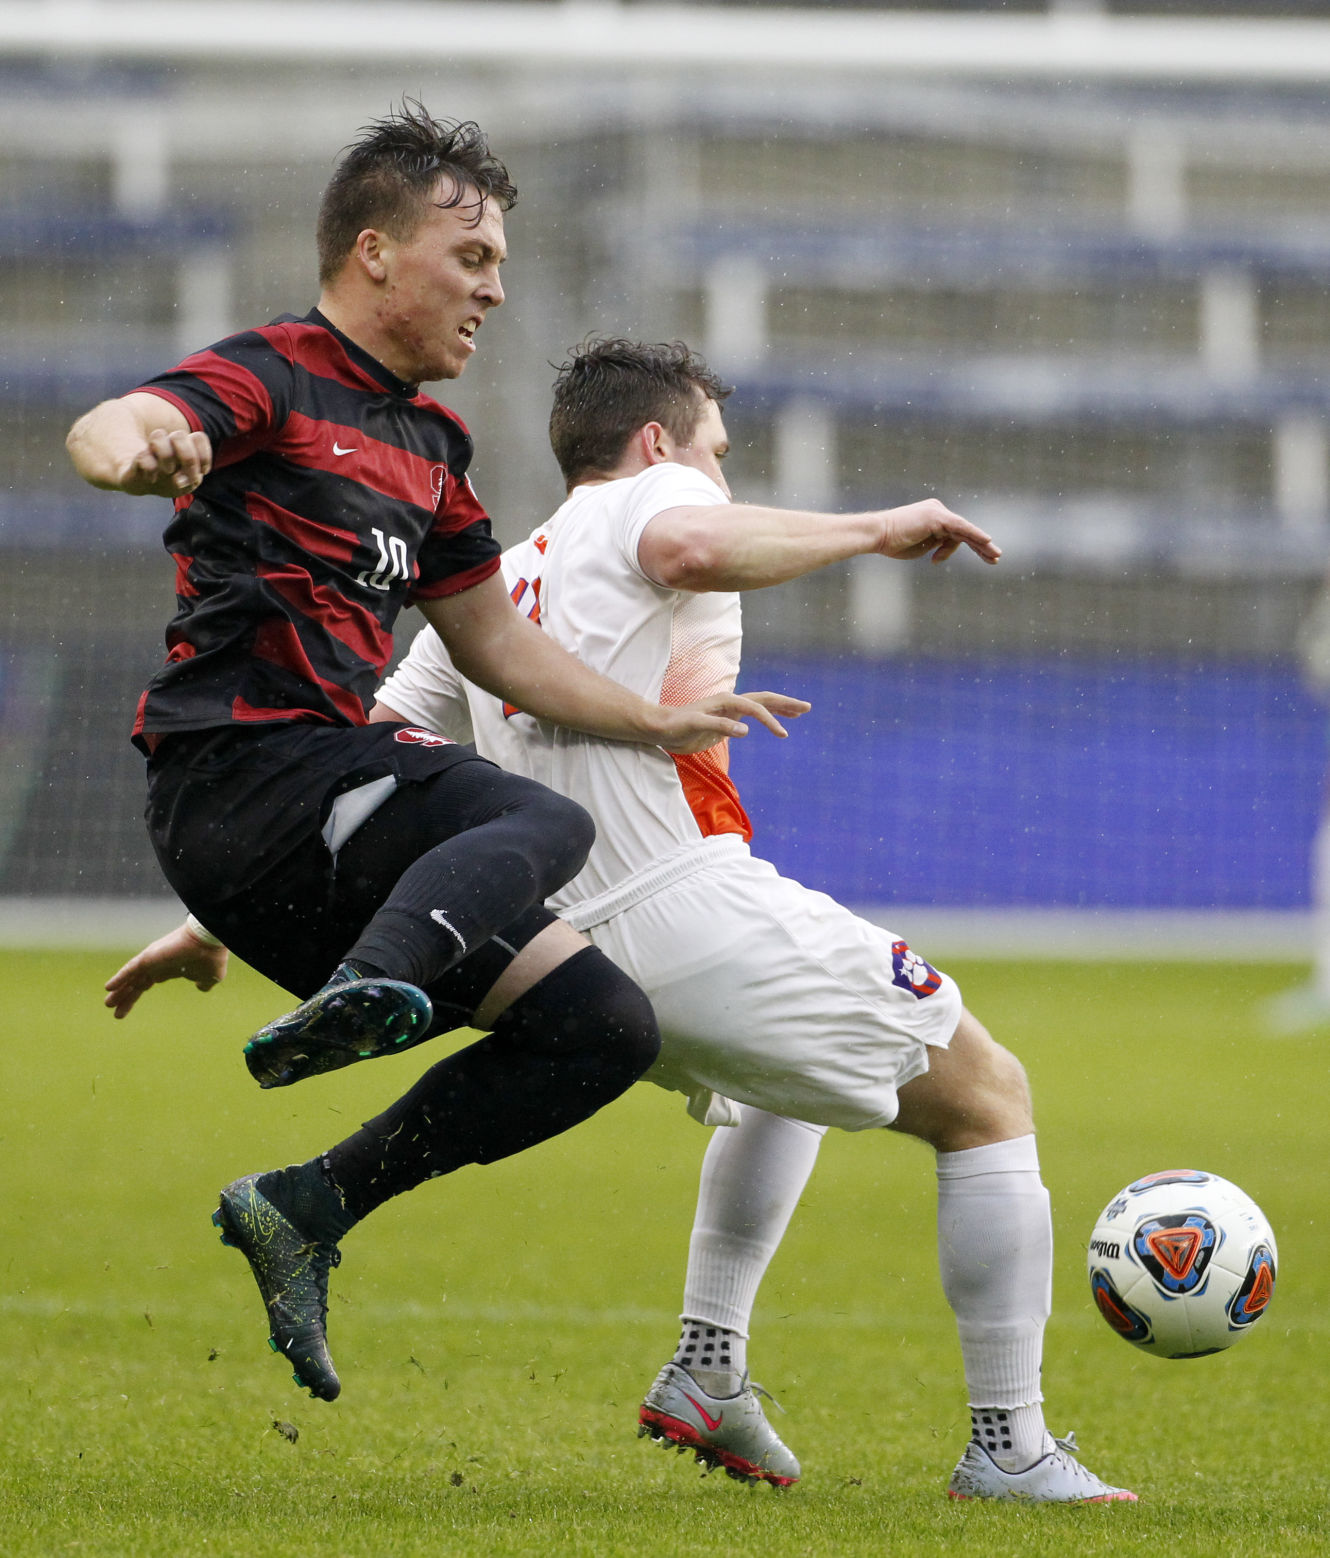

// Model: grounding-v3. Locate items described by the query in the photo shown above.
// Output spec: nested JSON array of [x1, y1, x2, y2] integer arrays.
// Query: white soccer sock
[[673, 1321, 747, 1388], [678, 1105, 825, 1391], [936, 1133, 1052, 1471]]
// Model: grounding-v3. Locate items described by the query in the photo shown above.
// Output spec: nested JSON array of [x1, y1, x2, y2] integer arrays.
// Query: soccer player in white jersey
[[109, 340, 1135, 1504]]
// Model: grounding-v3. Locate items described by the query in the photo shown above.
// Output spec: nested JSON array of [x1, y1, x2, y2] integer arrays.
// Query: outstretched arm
[[638, 497, 1000, 592], [104, 921, 229, 1019], [420, 572, 804, 754], [67, 392, 212, 499]]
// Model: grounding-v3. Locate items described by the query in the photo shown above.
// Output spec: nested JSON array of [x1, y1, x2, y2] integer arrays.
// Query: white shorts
[[571, 836, 963, 1131]]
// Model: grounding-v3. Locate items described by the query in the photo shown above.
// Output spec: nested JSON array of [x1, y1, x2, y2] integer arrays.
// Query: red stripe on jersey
[[165, 348, 277, 457], [412, 554, 502, 601], [671, 750, 753, 841], [435, 470, 489, 534], [256, 319, 389, 392], [246, 492, 358, 565], [248, 618, 367, 724], [282, 410, 442, 511], [257, 563, 394, 672], [173, 554, 199, 598], [135, 386, 203, 432]]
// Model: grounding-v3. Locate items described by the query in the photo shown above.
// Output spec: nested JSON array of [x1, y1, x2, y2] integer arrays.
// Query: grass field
[[1, 948, 1325, 1557]]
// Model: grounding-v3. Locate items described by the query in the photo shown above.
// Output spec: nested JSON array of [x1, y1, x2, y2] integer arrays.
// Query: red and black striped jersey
[[129, 308, 502, 748]]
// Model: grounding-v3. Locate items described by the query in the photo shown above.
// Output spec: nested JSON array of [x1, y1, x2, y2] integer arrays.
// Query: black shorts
[[144, 721, 558, 1023]]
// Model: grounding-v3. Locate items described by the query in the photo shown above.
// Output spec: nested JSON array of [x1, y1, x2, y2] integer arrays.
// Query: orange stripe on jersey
[[671, 750, 753, 840]]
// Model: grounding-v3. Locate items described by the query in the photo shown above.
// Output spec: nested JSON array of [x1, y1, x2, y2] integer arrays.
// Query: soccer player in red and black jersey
[[66, 103, 794, 1405]]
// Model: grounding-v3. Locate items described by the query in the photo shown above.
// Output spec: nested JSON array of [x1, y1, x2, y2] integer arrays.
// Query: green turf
[[1, 949, 1326, 1556]]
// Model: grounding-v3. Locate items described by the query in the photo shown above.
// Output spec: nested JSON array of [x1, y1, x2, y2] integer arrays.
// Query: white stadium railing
[[1, 3, 1329, 82]]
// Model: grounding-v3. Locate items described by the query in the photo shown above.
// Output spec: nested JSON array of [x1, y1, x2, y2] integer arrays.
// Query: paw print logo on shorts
[[890, 939, 943, 1000]]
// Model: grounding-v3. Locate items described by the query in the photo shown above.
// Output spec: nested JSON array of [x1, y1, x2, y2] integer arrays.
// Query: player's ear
[[640, 421, 672, 465], [353, 228, 390, 283]]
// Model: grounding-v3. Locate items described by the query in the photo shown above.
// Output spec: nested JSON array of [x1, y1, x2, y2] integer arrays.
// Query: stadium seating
[[622, 213, 1330, 546], [3, 57, 1329, 924], [0, 208, 239, 405]]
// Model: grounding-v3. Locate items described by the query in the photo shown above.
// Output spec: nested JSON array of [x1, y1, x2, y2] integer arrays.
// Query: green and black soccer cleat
[[213, 1172, 344, 1401], [243, 963, 434, 1088]]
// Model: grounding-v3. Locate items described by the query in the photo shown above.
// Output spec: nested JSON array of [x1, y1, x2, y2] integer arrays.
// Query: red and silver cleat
[[637, 1362, 800, 1487]]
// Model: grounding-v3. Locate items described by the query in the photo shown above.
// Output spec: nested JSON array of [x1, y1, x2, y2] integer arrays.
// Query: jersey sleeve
[[376, 623, 476, 743], [615, 463, 730, 582], [132, 327, 295, 467], [411, 469, 502, 602]]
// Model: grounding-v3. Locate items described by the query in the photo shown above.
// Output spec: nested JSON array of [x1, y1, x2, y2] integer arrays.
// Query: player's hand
[[104, 921, 229, 1019], [877, 499, 1000, 565], [116, 427, 213, 499], [651, 690, 811, 753]]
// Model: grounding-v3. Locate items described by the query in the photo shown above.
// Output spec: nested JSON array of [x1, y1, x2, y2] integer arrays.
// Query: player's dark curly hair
[[316, 99, 517, 283], [549, 338, 733, 487]]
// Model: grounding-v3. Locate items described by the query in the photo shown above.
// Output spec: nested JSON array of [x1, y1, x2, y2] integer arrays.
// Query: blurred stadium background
[[3, 0, 1330, 957]]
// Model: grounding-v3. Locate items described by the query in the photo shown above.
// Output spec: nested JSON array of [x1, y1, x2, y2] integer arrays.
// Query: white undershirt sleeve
[[376, 622, 475, 743]]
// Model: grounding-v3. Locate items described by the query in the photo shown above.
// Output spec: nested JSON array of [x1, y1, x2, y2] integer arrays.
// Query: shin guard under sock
[[322, 948, 659, 1220], [682, 1107, 825, 1336], [937, 1134, 1051, 1470]]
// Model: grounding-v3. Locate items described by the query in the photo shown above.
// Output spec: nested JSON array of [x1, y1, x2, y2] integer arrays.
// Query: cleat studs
[[268, 1337, 280, 1354]]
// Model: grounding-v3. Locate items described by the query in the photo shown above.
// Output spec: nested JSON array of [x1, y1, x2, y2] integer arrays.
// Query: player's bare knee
[[893, 1009, 1033, 1151], [956, 1013, 1032, 1136]]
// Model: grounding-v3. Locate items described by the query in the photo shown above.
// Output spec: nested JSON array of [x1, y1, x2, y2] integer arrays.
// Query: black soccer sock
[[338, 776, 594, 990], [321, 947, 659, 1220], [254, 1157, 358, 1244]]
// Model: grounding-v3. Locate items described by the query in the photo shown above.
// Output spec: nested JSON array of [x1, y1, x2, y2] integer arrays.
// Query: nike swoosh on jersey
[[332, 442, 358, 455]]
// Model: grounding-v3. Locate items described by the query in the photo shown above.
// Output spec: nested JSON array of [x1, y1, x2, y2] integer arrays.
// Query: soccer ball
[[1087, 1170, 1276, 1359]]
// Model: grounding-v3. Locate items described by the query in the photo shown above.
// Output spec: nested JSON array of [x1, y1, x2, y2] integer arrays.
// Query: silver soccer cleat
[[637, 1362, 800, 1487], [947, 1430, 1137, 1503]]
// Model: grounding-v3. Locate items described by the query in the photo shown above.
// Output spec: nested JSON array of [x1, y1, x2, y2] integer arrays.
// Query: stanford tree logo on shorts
[[890, 939, 943, 999], [394, 727, 454, 748]]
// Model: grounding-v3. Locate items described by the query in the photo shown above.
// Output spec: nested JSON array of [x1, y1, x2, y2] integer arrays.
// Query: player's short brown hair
[[549, 338, 733, 486], [316, 100, 517, 284]]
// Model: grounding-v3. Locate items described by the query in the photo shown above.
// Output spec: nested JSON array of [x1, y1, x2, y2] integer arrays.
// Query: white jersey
[[381, 461, 747, 918], [381, 460, 963, 1129]]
